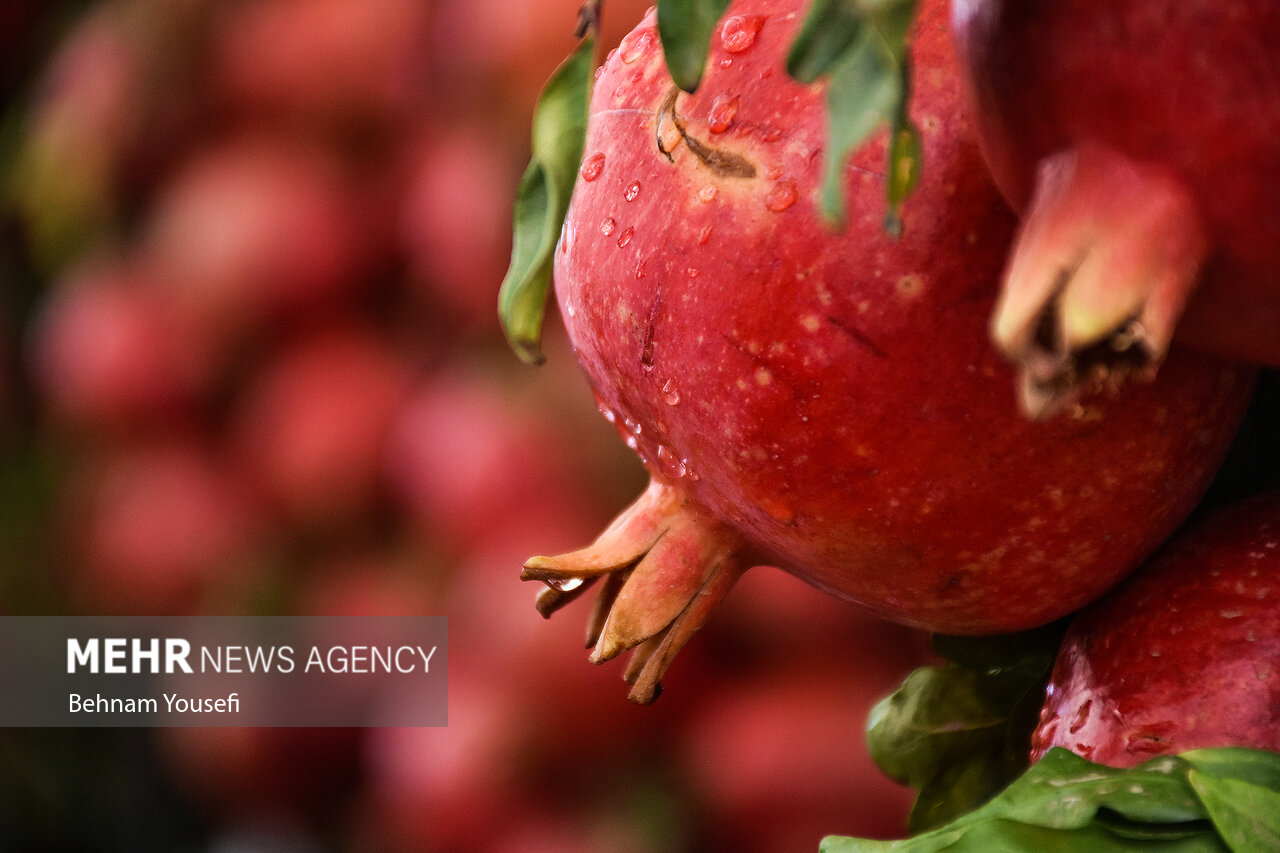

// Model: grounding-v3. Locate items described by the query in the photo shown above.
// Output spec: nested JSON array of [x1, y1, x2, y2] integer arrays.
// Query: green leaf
[[823, 749, 1232, 853], [657, 0, 732, 92], [787, 0, 918, 225], [498, 37, 596, 365], [1184, 749, 1280, 851], [867, 625, 1063, 832]]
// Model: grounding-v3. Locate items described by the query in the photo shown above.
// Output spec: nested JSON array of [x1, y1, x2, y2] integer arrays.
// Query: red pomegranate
[[524, 0, 1253, 702], [951, 0, 1280, 415], [1032, 492, 1280, 767]]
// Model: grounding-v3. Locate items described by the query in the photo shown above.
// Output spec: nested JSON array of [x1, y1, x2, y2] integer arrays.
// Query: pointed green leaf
[[786, 0, 865, 83], [867, 625, 1063, 832], [787, 0, 918, 225], [823, 749, 1226, 853], [498, 37, 596, 365], [656, 0, 732, 92]]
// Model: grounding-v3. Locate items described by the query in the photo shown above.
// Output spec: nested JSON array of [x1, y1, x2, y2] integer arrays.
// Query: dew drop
[[719, 56, 733, 69], [593, 392, 617, 423], [661, 378, 681, 405], [721, 15, 764, 53], [686, 267, 700, 278], [545, 577, 585, 593], [617, 226, 634, 248], [600, 216, 616, 236], [565, 300, 576, 318], [765, 179, 798, 211], [635, 260, 647, 278], [698, 185, 718, 203], [580, 152, 606, 181], [707, 94, 740, 133], [697, 225, 712, 245], [657, 445, 688, 480], [1068, 700, 1092, 734], [624, 181, 642, 202], [623, 417, 643, 437], [620, 27, 655, 64], [760, 496, 794, 522]]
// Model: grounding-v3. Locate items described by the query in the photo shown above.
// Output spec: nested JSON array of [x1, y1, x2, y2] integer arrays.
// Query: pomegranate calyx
[[521, 478, 747, 704], [991, 143, 1209, 419]]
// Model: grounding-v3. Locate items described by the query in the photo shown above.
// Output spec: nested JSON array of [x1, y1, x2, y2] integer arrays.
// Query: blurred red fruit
[[28, 262, 212, 430], [384, 372, 584, 549], [74, 440, 263, 613], [230, 328, 408, 526], [211, 0, 431, 132], [399, 127, 521, 329], [141, 138, 375, 337], [681, 669, 915, 849]]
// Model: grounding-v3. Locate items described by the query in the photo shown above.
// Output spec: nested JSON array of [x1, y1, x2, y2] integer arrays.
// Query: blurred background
[[0, 1, 931, 850]]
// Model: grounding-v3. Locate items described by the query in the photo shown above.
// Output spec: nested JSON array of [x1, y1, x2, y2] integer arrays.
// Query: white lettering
[[67, 639, 97, 673]]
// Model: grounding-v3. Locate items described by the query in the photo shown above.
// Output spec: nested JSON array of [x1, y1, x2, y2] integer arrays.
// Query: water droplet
[[1124, 723, 1176, 756], [697, 225, 712, 244], [1068, 700, 1092, 734], [565, 300, 576, 317], [623, 417, 643, 436], [635, 260, 647, 278], [760, 496, 794, 522], [719, 56, 733, 69], [580, 152, 606, 181], [686, 267, 700, 278], [721, 15, 764, 53], [624, 181, 642, 202], [593, 392, 617, 423], [765, 179, 798, 211], [657, 445, 687, 480], [600, 217, 616, 236], [545, 577, 585, 593], [620, 27, 656, 64], [707, 95, 740, 133], [617, 226, 634, 248], [661, 378, 681, 405]]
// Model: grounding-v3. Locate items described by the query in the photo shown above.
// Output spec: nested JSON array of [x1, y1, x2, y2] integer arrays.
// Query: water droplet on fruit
[[721, 15, 763, 53], [760, 496, 794, 523], [623, 417, 643, 437], [765, 180, 798, 212], [593, 392, 617, 424], [707, 95, 740, 133], [565, 300, 576, 318], [617, 226, 634, 248], [719, 56, 733, 69], [635, 260, 647, 279], [697, 225, 712, 245], [686, 267, 700, 278], [661, 378, 680, 405], [620, 28, 655, 64], [698, 185, 718, 203], [624, 181, 642, 202], [546, 577, 585, 593], [600, 217, 616, 236], [656, 445, 687, 480], [580, 153, 606, 181], [1068, 700, 1092, 734]]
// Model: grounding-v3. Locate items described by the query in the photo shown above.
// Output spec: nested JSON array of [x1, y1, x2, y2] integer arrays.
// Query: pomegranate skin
[[952, 0, 1280, 405], [1031, 493, 1280, 768], [532, 0, 1253, 700]]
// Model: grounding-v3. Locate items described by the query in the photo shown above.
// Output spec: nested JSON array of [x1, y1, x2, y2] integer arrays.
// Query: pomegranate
[[951, 0, 1280, 415], [1031, 492, 1280, 767], [523, 0, 1253, 702]]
